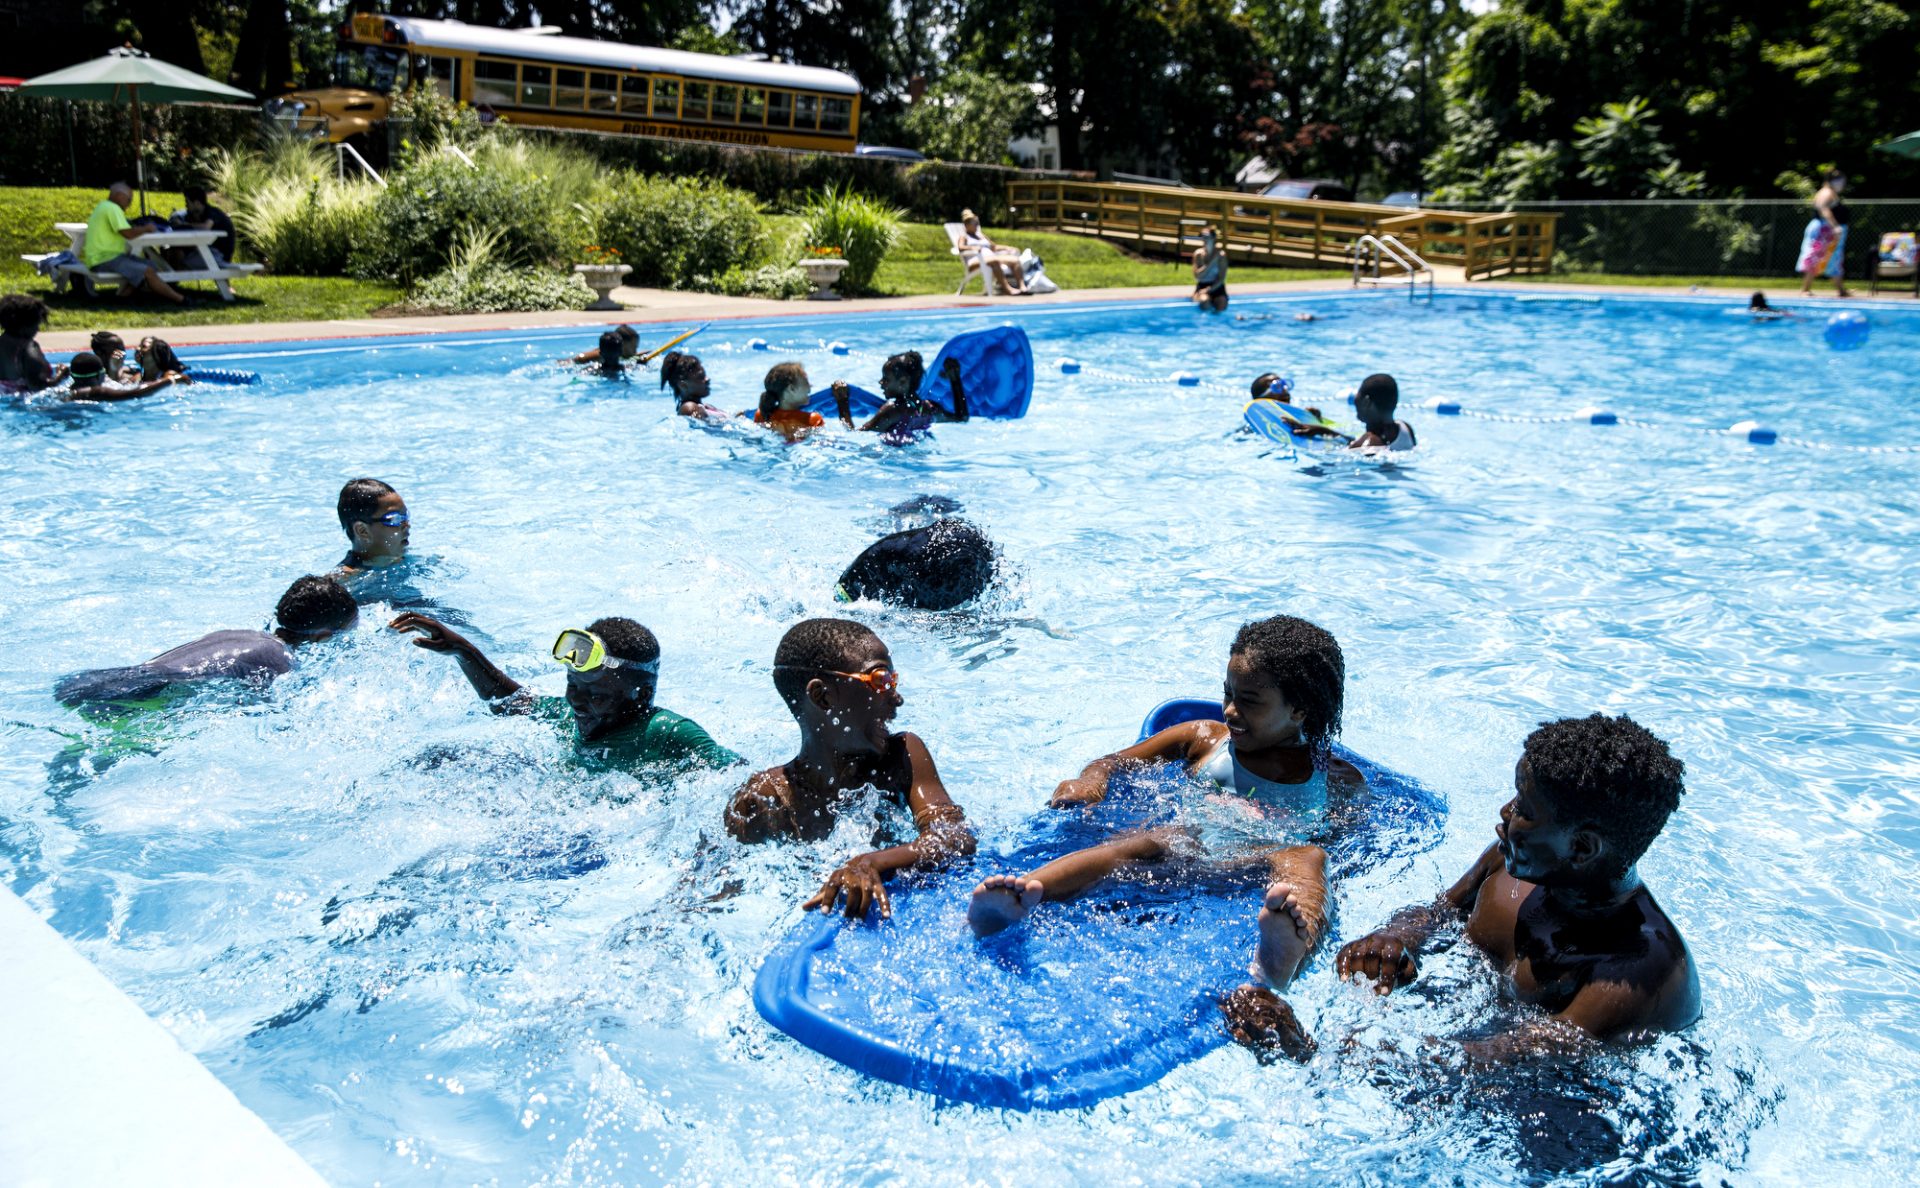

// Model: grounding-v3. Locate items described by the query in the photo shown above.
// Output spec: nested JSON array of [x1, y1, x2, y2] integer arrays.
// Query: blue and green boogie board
[[752, 698, 1446, 1110], [805, 325, 1034, 421]]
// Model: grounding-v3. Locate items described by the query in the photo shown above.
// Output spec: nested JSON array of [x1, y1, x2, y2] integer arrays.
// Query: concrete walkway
[[38, 275, 1907, 351]]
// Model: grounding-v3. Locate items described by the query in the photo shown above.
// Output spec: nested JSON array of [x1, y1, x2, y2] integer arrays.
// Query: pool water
[[2, 290, 1916, 1183]]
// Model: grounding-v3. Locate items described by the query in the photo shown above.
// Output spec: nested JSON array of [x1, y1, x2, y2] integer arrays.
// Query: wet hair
[[772, 617, 882, 712], [1230, 615, 1344, 752], [90, 331, 124, 360], [1748, 292, 1770, 310], [760, 361, 809, 419], [882, 350, 925, 393], [1521, 714, 1684, 875], [613, 325, 639, 356], [1356, 373, 1398, 416], [659, 350, 701, 393], [1250, 372, 1289, 400], [275, 574, 358, 635], [66, 352, 105, 383], [335, 477, 397, 534], [585, 615, 660, 669], [183, 185, 209, 205], [838, 519, 995, 611], [139, 338, 183, 376], [596, 332, 625, 373], [0, 293, 49, 337]]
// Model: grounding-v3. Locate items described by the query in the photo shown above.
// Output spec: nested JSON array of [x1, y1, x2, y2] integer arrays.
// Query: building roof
[[386, 17, 861, 95]]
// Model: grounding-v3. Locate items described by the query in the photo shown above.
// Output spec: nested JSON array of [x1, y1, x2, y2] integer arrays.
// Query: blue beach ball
[[1824, 311, 1870, 350]]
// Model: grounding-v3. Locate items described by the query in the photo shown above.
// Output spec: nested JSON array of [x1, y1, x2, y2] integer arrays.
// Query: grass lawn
[[0, 186, 400, 329]]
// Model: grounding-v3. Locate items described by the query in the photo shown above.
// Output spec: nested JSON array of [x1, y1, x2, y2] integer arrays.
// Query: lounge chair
[[1868, 231, 1918, 296], [946, 222, 998, 296]]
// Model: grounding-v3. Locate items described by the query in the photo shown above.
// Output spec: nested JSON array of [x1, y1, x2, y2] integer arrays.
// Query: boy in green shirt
[[82, 182, 186, 305], [389, 612, 739, 777]]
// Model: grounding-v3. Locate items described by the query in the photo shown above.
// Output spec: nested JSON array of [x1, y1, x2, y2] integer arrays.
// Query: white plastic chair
[[947, 222, 998, 295]]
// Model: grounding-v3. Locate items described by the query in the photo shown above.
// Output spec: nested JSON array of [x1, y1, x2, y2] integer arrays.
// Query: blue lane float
[[753, 697, 1446, 1111], [184, 367, 259, 386], [1824, 310, 1870, 350]]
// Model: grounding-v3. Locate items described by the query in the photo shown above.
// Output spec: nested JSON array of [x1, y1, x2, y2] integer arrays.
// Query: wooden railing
[[1004, 180, 1558, 280]]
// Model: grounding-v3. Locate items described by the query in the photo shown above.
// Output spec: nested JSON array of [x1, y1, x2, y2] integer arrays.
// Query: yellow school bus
[[263, 14, 861, 152]]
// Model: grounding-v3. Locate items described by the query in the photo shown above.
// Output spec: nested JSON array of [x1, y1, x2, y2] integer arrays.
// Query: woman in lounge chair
[[956, 210, 1029, 296]]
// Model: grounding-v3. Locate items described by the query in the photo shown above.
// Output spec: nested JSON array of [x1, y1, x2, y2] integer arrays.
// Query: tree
[[903, 69, 1033, 163]]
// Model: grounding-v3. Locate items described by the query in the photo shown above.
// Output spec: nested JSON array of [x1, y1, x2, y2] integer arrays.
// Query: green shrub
[[701, 263, 810, 299], [795, 185, 903, 294], [203, 143, 379, 274], [402, 225, 591, 313], [594, 174, 769, 289], [387, 85, 484, 169], [349, 153, 569, 283]]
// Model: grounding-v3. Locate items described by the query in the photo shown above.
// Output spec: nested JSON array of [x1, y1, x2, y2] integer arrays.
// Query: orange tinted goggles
[[776, 665, 899, 695]]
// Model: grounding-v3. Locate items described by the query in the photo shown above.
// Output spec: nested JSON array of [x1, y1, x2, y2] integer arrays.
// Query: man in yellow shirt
[[83, 183, 185, 305]]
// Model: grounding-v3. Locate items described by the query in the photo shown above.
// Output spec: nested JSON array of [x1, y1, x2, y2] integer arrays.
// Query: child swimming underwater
[[839, 351, 969, 445], [968, 615, 1363, 1004], [726, 618, 975, 918]]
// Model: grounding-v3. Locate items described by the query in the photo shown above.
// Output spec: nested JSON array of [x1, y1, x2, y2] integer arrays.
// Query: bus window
[[473, 58, 517, 107], [620, 75, 648, 115], [555, 68, 586, 110], [410, 55, 458, 100], [767, 90, 792, 127], [712, 85, 737, 122], [740, 88, 766, 125], [652, 77, 680, 119], [821, 96, 851, 134], [520, 64, 552, 108], [683, 81, 708, 121], [589, 71, 618, 114], [794, 93, 819, 130]]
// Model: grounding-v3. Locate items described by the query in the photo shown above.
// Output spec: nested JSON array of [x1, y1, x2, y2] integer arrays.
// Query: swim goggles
[[552, 629, 660, 675], [373, 510, 409, 527], [773, 664, 899, 695], [1253, 375, 1294, 399]]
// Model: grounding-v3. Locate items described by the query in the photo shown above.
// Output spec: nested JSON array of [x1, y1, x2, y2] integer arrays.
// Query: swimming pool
[[3, 289, 1916, 1182]]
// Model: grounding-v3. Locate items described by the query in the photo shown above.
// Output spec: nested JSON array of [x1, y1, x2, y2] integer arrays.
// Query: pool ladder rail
[[1350, 234, 1435, 301]]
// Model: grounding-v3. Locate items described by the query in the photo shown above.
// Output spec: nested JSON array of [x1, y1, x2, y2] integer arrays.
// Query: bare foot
[[1254, 881, 1316, 989], [968, 874, 1043, 936], [1222, 984, 1316, 1064]]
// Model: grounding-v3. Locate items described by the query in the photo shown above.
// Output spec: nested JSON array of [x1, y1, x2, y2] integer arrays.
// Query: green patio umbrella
[[1873, 131, 1920, 159], [17, 46, 253, 214]]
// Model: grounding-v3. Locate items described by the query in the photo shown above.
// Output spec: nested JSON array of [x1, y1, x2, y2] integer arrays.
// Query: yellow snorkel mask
[[551, 629, 661, 676]]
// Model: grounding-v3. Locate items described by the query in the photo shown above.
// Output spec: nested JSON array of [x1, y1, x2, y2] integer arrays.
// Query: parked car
[[1260, 179, 1355, 202], [854, 145, 926, 162], [1378, 191, 1426, 208]]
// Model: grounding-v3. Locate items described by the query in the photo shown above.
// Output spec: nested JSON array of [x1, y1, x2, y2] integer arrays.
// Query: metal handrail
[[336, 141, 386, 186], [1350, 234, 1434, 300]]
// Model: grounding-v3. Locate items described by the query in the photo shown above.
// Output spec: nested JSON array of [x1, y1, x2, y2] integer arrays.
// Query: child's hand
[[832, 380, 849, 396], [724, 784, 795, 843], [942, 358, 962, 381], [1050, 777, 1106, 808], [388, 612, 470, 655], [1335, 930, 1419, 994], [803, 855, 891, 920]]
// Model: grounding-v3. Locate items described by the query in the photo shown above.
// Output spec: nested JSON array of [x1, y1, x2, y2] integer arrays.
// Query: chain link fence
[[1449, 199, 1920, 282]]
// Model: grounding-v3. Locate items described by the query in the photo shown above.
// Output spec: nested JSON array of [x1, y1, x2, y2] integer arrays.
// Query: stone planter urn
[[573, 262, 632, 310], [798, 256, 850, 301]]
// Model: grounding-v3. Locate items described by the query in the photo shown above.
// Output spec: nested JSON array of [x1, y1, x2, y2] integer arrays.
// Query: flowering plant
[[802, 245, 845, 259], [580, 244, 623, 265]]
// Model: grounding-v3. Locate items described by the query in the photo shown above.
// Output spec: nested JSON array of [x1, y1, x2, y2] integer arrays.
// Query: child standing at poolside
[[1347, 373, 1417, 453], [726, 618, 975, 919], [969, 616, 1363, 1003]]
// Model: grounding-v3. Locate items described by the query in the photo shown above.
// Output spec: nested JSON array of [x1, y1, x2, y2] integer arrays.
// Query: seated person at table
[[1191, 226, 1229, 313], [754, 361, 828, 441], [969, 616, 1363, 1012], [55, 575, 357, 708], [726, 618, 975, 919], [168, 186, 235, 268], [83, 182, 186, 306], [658, 350, 728, 421], [388, 612, 739, 777], [839, 352, 968, 444], [836, 518, 996, 611], [63, 351, 182, 402], [1250, 373, 1345, 441], [1347, 373, 1416, 453], [569, 324, 639, 366], [0, 294, 65, 392], [1235, 715, 1697, 1064], [956, 210, 1029, 296]]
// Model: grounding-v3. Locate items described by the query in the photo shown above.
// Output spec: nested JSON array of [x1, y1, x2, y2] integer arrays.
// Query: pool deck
[[37, 275, 1907, 352]]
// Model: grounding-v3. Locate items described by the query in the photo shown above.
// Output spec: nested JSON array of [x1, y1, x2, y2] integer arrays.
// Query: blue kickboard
[[753, 697, 1446, 1111], [1243, 400, 1340, 448], [805, 384, 886, 418], [805, 326, 1034, 422]]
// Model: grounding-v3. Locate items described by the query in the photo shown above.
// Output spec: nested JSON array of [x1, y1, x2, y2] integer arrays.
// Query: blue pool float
[[1242, 400, 1341, 447], [804, 326, 1034, 422], [753, 697, 1446, 1111], [184, 367, 260, 386]]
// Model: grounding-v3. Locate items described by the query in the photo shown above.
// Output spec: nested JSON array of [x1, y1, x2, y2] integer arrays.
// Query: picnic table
[[24, 222, 264, 302]]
